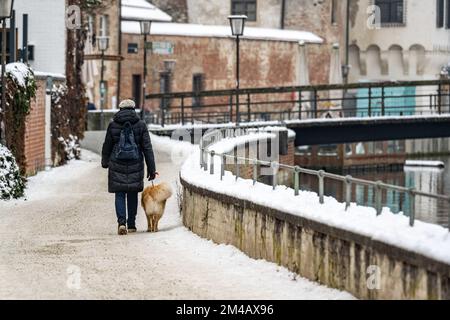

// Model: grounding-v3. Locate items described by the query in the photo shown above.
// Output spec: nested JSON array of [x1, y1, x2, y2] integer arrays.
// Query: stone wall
[[181, 179, 450, 300]]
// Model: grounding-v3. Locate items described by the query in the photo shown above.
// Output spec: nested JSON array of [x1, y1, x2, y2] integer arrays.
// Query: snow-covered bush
[[0, 144, 26, 200]]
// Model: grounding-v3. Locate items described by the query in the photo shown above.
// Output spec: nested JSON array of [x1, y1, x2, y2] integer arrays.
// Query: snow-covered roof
[[122, 21, 323, 44], [121, 0, 172, 22]]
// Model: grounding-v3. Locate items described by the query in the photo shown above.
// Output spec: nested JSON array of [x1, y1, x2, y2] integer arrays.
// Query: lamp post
[[228, 15, 247, 124], [98, 36, 109, 130], [0, 0, 13, 144], [140, 20, 151, 121]]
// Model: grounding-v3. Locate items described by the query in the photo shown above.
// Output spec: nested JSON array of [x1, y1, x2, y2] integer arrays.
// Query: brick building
[[120, 21, 322, 115]]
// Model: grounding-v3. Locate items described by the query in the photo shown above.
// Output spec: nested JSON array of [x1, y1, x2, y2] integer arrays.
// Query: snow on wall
[[122, 21, 323, 43], [179, 136, 450, 266]]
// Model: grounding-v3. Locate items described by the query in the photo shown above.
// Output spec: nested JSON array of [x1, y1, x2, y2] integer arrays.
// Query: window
[[375, 0, 404, 24], [88, 14, 95, 34], [99, 15, 109, 37], [192, 73, 204, 108], [231, 0, 257, 21], [437, 0, 444, 28], [128, 43, 138, 54], [331, 0, 338, 24], [160, 72, 171, 109], [132, 75, 142, 108]]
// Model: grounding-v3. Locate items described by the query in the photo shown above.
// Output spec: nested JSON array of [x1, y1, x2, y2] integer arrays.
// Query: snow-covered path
[[0, 149, 353, 300]]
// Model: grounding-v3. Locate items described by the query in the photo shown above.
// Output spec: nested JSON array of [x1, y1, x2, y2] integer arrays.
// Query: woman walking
[[101, 99, 156, 235]]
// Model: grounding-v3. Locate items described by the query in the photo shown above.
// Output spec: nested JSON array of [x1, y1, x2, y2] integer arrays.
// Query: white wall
[[11, 0, 66, 75]]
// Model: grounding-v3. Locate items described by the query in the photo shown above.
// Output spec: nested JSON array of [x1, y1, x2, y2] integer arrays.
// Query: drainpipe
[[117, 0, 122, 107], [343, 0, 350, 87], [280, 0, 286, 29]]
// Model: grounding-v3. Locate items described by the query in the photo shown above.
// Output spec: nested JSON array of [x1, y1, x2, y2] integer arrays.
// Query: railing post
[[220, 154, 225, 180], [375, 181, 382, 216], [161, 102, 166, 127], [199, 146, 203, 169], [294, 166, 300, 196], [345, 175, 352, 211], [368, 86, 372, 117], [209, 151, 215, 175], [252, 160, 258, 185], [272, 162, 278, 190], [229, 94, 233, 123], [409, 189, 416, 227], [438, 84, 442, 115], [381, 85, 385, 116], [314, 89, 318, 119], [298, 90, 302, 120], [235, 156, 239, 181], [181, 96, 185, 125], [318, 170, 325, 204], [247, 93, 251, 122]]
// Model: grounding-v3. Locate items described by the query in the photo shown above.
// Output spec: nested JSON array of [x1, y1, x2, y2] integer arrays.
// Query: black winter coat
[[101, 108, 156, 193]]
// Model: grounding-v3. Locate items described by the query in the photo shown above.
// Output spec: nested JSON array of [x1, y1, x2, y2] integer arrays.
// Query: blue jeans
[[115, 192, 138, 228]]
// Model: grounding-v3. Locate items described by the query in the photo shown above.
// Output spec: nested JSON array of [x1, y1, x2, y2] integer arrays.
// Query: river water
[[297, 154, 450, 228]]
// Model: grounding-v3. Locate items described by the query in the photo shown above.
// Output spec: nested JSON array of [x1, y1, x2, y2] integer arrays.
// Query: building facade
[[349, 0, 450, 82]]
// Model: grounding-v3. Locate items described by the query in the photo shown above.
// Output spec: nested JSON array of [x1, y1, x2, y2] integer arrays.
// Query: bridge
[[144, 79, 450, 146]]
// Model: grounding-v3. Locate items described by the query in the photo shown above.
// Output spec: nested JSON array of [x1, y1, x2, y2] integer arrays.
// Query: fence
[[145, 79, 450, 127], [199, 128, 450, 230]]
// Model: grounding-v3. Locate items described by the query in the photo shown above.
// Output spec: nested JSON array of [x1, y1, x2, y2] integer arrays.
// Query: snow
[[0, 146, 353, 299], [180, 140, 450, 266], [0, 144, 24, 200], [122, 0, 172, 22], [2, 63, 34, 88], [122, 21, 323, 43], [33, 71, 66, 80], [405, 160, 445, 168], [207, 132, 276, 154]]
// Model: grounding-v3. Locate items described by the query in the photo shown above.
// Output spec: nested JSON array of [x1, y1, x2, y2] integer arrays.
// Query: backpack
[[115, 122, 139, 161]]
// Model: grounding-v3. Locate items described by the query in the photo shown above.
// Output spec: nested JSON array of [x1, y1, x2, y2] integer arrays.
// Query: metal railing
[[199, 128, 450, 230], [146, 79, 450, 127]]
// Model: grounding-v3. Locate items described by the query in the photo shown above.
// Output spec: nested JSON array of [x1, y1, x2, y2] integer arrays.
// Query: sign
[[151, 41, 174, 55], [84, 54, 124, 61]]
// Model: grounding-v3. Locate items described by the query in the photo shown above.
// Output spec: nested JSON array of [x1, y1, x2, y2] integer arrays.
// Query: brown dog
[[141, 182, 173, 232]]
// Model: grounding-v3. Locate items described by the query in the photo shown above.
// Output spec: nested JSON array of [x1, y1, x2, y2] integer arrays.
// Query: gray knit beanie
[[119, 99, 136, 109]]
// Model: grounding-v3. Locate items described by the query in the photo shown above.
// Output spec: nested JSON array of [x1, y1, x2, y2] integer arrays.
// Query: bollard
[[409, 189, 416, 227], [345, 175, 352, 211], [253, 160, 258, 185], [199, 147, 204, 169], [235, 156, 239, 181], [294, 166, 301, 196], [220, 155, 225, 181], [272, 162, 279, 190], [209, 151, 215, 175], [448, 199, 450, 231], [375, 181, 382, 216], [318, 170, 325, 204]]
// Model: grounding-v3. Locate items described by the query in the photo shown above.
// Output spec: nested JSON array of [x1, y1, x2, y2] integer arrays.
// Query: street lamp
[[140, 20, 152, 121], [98, 36, 109, 130], [228, 15, 247, 124], [0, 0, 13, 144]]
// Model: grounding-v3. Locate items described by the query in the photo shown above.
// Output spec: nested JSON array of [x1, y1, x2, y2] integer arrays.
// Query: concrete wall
[[181, 179, 450, 299]]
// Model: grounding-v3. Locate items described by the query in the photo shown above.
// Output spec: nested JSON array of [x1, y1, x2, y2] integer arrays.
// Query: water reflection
[[296, 156, 449, 228]]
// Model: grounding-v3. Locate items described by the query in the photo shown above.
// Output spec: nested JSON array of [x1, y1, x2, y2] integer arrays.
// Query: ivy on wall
[[3, 63, 37, 175]]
